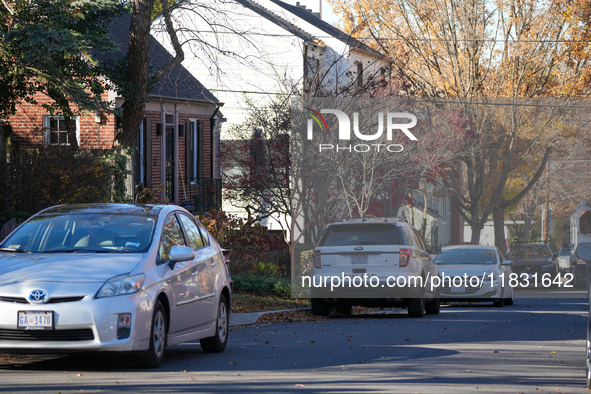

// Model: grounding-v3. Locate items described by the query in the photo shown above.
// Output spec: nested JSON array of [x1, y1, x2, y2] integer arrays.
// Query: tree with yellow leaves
[[331, 0, 591, 252]]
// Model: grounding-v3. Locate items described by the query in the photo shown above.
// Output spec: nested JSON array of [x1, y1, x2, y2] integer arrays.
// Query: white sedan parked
[[433, 245, 514, 307], [0, 204, 232, 368]]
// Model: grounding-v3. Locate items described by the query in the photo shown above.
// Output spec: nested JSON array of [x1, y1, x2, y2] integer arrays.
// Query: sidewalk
[[229, 308, 310, 327]]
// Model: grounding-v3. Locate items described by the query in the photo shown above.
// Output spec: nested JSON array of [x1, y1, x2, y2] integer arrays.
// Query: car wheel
[[201, 296, 229, 353], [503, 296, 514, 305], [493, 299, 503, 307], [311, 298, 331, 316], [136, 300, 167, 368], [425, 291, 440, 315], [575, 272, 585, 289], [408, 297, 425, 318], [335, 303, 352, 315]]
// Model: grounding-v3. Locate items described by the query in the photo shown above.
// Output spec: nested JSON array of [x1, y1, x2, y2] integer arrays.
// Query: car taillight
[[400, 248, 411, 267], [579, 258, 584, 263], [313, 250, 321, 268]]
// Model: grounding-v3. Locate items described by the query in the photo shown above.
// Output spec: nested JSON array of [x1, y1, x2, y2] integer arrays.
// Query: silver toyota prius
[[0, 204, 232, 368]]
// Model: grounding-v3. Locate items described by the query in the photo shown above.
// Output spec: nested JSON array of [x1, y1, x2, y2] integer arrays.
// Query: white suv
[[309, 218, 440, 318]]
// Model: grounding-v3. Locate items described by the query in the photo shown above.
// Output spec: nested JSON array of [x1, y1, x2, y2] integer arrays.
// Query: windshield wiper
[[41, 249, 130, 253], [41, 249, 93, 253], [0, 247, 29, 253]]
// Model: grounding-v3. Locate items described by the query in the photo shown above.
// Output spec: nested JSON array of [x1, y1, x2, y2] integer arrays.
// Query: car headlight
[[96, 273, 145, 298]]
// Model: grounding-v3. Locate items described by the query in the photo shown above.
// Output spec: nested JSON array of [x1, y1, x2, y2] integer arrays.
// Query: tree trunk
[[119, 0, 156, 148], [493, 205, 506, 254]]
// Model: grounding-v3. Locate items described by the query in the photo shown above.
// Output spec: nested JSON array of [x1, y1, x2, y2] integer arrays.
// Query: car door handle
[[210, 260, 216, 269]]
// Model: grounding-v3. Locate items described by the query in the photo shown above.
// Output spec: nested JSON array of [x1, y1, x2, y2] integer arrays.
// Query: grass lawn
[[231, 293, 310, 313]]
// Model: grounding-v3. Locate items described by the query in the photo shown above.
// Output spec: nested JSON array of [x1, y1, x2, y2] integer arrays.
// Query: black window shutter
[[197, 120, 204, 179], [185, 121, 192, 182], [145, 117, 152, 187]]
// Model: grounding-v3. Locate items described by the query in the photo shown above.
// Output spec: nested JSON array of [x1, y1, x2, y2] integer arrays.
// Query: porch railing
[[185, 178, 222, 214]]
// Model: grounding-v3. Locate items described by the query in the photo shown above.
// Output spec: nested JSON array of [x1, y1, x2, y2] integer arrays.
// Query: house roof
[[267, 0, 386, 59], [97, 13, 219, 104], [233, 0, 321, 44]]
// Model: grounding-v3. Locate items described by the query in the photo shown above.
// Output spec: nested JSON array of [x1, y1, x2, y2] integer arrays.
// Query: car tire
[[201, 296, 229, 353], [575, 272, 585, 288], [407, 297, 425, 318], [136, 300, 167, 368], [493, 299, 503, 307], [311, 298, 331, 316], [335, 303, 352, 315], [503, 296, 514, 305], [425, 291, 440, 315]]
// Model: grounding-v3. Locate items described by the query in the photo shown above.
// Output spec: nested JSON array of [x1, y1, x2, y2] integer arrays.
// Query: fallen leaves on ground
[[0, 354, 35, 363], [257, 310, 328, 324], [231, 294, 310, 313], [254, 306, 381, 325]]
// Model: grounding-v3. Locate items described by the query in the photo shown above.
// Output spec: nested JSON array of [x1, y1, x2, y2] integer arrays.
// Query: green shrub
[[232, 273, 291, 297], [0, 146, 119, 218]]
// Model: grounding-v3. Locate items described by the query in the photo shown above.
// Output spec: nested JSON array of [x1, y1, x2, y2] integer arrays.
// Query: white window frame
[[42, 114, 80, 146]]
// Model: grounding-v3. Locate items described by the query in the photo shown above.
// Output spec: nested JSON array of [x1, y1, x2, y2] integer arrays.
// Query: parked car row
[[309, 218, 521, 318]]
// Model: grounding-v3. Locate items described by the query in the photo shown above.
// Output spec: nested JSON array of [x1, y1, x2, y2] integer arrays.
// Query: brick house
[[4, 13, 224, 210]]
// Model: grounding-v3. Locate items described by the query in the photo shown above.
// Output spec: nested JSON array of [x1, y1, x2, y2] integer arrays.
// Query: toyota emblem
[[29, 289, 48, 304]]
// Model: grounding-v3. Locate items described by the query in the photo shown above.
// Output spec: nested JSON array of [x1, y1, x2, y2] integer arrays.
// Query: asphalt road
[[0, 290, 589, 394]]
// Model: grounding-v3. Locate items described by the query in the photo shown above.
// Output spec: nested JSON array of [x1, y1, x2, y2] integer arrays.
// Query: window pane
[[157, 214, 186, 263], [59, 131, 68, 145], [59, 119, 66, 131], [195, 220, 210, 246], [50, 132, 59, 144], [179, 214, 204, 249], [318, 224, 401, 246], [50, 119, 58, 131]]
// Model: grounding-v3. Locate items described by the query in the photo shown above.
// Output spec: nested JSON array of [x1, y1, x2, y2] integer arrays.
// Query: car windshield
[[433, 248, 497, 265], [318, 224, 402, 246], [509, 245, 551, 259], [0, 212, 156, 253]]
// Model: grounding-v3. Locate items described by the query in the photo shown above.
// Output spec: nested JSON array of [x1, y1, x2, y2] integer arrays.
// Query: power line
[[153, 28, 591, 44]]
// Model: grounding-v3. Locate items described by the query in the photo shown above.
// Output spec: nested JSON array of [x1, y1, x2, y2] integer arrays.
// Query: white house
[[152, 0, 391, 129], [151, 0, 392, 232]]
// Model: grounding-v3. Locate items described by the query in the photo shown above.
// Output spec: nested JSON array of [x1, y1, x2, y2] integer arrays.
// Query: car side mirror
[[168, 245, 195, 268], [553, 252, 558, 259]]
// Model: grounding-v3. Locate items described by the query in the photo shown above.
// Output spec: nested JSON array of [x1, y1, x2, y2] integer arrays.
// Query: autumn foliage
[[197, 211, 287, 274]]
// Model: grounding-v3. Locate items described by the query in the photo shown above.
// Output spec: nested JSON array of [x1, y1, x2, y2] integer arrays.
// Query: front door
[[165, 126, 175, 201]]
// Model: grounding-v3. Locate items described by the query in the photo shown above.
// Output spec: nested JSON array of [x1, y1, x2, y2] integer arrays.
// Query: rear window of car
[[318, 224, 402, 246], [509, 245, 551, 258], [434, 248, 497, 265], [558, 248, 571, 256]]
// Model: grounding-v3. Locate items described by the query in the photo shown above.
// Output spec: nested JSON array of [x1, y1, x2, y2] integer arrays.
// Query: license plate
[[17, 311, 54, 330], [451, 285, 465, 293], [351, 255, 368, 264]]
